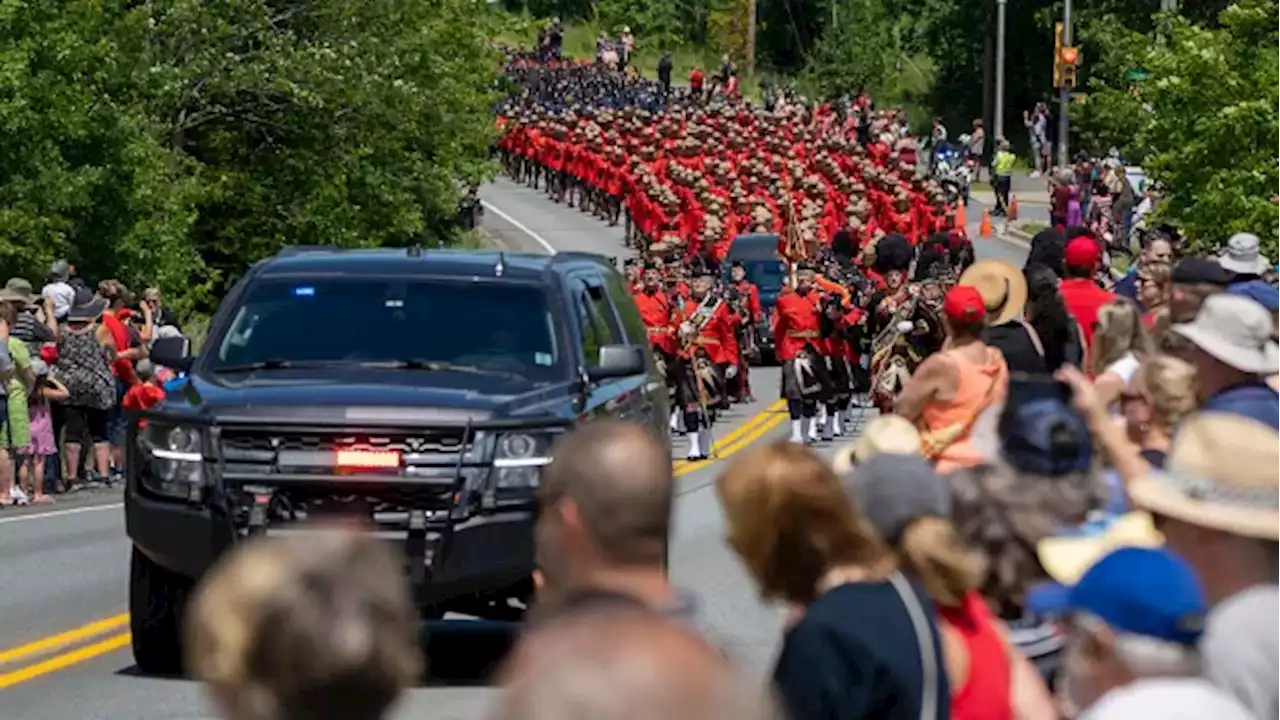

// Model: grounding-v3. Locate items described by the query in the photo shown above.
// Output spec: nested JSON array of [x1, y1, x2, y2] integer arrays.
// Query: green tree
[[0, 1, 207, 313], [1074, 0, 1278, 254], [146, 0, 500, 302], [801, 0, 896, 100], [0, 0, 500, 316]]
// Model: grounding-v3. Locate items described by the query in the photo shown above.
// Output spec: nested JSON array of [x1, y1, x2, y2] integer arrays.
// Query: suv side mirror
[[587, 344, 645, 381], [150, 336, 194, 373]]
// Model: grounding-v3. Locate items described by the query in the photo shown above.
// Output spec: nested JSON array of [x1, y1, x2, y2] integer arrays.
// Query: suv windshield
[[736, 259, 788, 292], [213, 279, 563, 382]]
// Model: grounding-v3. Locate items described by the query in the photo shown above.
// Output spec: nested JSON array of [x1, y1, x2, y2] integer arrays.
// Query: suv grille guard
[[217, 416, 564, 589]]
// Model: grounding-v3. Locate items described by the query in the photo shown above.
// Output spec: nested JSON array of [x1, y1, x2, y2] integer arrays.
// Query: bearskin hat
[[872, 233, 913, 275]]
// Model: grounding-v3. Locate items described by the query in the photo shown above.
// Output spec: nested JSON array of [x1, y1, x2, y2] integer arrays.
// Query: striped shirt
[[12, 309, 53, 355]]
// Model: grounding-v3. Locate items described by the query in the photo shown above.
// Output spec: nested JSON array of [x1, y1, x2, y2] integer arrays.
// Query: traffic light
[[1052, 22, 1082, 88], [1060, 45, 1080, 88]]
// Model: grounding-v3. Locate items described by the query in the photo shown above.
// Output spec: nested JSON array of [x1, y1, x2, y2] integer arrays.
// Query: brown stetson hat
[[957, 259, 1027, 327]]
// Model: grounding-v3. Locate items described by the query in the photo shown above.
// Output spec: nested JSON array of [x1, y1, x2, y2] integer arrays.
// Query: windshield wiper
[[214, 359, 383, 373], [214, 358, 528, 380], [215, 358, 305, 373], [374, 359, 528, 380]]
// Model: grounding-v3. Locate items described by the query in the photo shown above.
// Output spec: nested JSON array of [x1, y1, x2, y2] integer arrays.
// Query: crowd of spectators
[[0, 260, 183, 505]]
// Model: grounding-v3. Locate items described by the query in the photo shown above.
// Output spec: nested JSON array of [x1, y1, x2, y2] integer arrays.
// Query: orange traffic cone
[[955, 202, 967, 228], [979, 207, 992, 238], [1008, 194, 1020, 222]]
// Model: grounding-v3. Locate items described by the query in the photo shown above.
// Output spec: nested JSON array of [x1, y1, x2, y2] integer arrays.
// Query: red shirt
[[1059, 277, 1115, 353], [101, 312, 139, 386], [939, 591, 1013, 720]]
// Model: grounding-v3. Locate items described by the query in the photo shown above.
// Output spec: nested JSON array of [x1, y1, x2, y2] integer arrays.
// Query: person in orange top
[[773, 263, 827, 444], [675, 270, 739, 460], [894, 285, 1009, 475], [1059, 236, 1116, 365]]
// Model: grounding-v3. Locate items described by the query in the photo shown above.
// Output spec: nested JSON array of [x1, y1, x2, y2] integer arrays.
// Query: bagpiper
[[675, 269, 740, 460]]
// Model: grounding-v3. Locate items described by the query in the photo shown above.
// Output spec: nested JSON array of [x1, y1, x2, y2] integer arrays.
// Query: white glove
[[896, 320, 914, 334], [725, 365, 738, 379]]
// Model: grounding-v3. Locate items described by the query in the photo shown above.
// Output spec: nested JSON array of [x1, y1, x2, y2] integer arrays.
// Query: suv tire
[[129, 546, 192, 676]]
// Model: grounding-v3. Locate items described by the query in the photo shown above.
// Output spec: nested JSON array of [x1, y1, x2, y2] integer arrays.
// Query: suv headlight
[[140, 422, 206, 501], [483, 431, 555, 508]]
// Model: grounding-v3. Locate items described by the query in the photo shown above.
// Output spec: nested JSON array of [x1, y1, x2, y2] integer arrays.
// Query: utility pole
[[994, 0, 1007, 141], [1057, 0, 1073, 167], [746, 0, 757, 78]]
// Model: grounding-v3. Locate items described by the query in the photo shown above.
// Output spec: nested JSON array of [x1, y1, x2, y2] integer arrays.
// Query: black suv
[[128, 246, 668, 674]]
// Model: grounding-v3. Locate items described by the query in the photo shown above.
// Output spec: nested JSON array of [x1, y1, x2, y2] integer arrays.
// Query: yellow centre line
[[0, 614, 128, 667], [673, 399, 785, 471], [0, 400, 788, 689], [0, 633, 132, 690]]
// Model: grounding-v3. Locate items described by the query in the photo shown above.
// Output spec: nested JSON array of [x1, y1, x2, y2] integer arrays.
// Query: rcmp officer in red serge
[[727, 260, 762, 403], [632, 261, 680, 429], [773, 262, 828, 444], [676, 268, 740, 460]]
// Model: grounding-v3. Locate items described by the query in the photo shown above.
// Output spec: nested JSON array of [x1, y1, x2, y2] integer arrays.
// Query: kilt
[[780, 350, 830, 402], [826, 355, 854, 398]]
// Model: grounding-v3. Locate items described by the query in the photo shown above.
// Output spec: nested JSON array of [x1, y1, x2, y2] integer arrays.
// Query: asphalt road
[[0, 176, 1029, 719]]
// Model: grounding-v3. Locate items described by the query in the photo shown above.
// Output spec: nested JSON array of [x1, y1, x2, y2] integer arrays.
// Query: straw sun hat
[[957, 259, 1027, 327], [1128, 412, 1280, 540], [831, 415, 922, 475]]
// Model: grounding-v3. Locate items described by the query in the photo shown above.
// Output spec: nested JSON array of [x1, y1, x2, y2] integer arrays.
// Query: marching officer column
[[676, 270, 740, 460], [773, 263, 828, 444]]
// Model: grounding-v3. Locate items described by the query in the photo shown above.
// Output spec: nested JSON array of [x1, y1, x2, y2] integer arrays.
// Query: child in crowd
[[19, 359, 67, 503], [122, 359, 166, 413]]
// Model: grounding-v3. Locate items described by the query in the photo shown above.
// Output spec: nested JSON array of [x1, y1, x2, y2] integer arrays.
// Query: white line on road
[[481, 200, 558, 255], [0, 503, 122, 525]]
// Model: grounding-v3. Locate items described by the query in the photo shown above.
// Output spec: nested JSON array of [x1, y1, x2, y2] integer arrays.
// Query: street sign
[[1124, 68, 1151, 82]]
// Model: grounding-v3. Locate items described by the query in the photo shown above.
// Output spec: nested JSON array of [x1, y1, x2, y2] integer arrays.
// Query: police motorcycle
[[932, 141, 971, 207]]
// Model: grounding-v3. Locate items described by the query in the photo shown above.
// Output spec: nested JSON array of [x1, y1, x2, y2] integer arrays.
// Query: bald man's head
[[539, 421, 673, 566], [490, 609, 780, 720]]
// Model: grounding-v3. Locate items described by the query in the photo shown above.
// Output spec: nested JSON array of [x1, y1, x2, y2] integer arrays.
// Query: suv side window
[[602, 271, 647, 345], [573, 278, 620, 365]]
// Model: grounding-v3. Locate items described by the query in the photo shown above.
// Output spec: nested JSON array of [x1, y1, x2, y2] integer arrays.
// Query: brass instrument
[[679, 293, 726, 411]]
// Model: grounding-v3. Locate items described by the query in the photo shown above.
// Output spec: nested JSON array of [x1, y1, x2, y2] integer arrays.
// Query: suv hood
[[163, 370, 571, 424]]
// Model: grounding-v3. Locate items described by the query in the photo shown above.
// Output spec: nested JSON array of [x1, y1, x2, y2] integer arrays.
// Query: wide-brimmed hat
[[1036, 511, 1164, 585], [1170, 293, 1279, 374], [66, 296, 108, 323], [832, 415, 922, 475], [958, 260, 1027, 326], [1128, 412, 1279, 540], [1217, 232, 1271, 276], [0, 277, 36, 304]]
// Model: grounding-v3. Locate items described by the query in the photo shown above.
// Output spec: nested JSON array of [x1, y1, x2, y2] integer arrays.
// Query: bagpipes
[[677, 292, 727, 413]]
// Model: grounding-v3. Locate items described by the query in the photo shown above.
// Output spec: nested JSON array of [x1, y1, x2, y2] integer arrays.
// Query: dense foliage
[[1073, 0, 1277, 254], [0, 0, 500, 316]]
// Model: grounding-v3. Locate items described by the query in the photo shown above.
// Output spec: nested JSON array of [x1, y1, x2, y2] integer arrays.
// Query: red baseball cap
[[943, 285, 986, 323], [1064, 236, 1101, 269]]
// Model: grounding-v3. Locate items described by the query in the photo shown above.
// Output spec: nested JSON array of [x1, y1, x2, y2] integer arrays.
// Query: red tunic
[[633, 289, 678, 356], [772, 288, 822, 362]]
